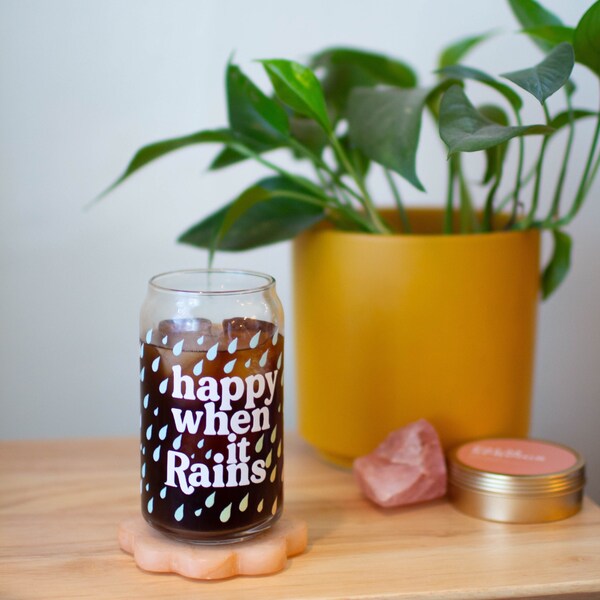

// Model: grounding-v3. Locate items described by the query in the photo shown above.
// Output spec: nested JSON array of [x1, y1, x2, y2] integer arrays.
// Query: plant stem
[[230, 141, 378, 232], [585, 148, 600, 195], [543, 94, 575, 227], [444, 157, 457, 234], [483, 145, 504, 232], [518, 103, 552, 229], [230, 142, 325, 197], [457, 164, 479, 233], [329, 135, 391, 234], [557, 85, 600, 226], [497, 164, 536, 212], [509, 111, 525, 227], [384, 169, 411, 233], [288, 137, 370, 209]]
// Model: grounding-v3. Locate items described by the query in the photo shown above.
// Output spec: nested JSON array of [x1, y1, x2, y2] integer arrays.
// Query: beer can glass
[[139, 269, 284, 543]]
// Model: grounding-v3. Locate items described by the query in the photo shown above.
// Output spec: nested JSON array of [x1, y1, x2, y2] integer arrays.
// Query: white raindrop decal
[[266, 450, 273, 468], [153, 445, 161, 461], [277, 440, 282, 458], [194, 508, 202, 517], [140, 343, 144, 358], [270, 466, 277, 482], [196, 336, 204, 345], [206, 342, 219, 361], [272, 329, 279, 345], [145, 483, 150, 492], [141, 463, 146, 478], [257, 499, 264, 513], [160, 486, 167, 499], [147, 497, 154, 513], [162, 335, 168, 345], [255, 434, 264, 453], [145, 329, 152, 344], [145, 425, 153, 440], [227, 338, 238, 354], [220, 503, 232, 523], [205, 449, 212, 460], [205, 492, 216, 508], [193, 360, 203, 376], [239, 493, 249, 512], [143, 394, 149, 409], [245, 359, 251, 368], [139, 367, 145, 382], [197, 439, 205, 449], [173, 339, 184, 356], [277, 353, 283, 369], [159, 379, 169, 394], [270, 425, 277, 443], [249, 331, 260, 349], [153, 407, 159, 416], [142, 446, 146, 455], [173, 434, 182, 450], [224, 358, 236, 374], [259, 349, 269, 367], [271, 497, 278, 515], [158, 424, 168, 441], [174, 504, 184, 522], [151, 356, 160, 372]]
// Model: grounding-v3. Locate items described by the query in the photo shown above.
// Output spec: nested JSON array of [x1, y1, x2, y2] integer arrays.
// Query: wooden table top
[[1, 433, 599, 599]]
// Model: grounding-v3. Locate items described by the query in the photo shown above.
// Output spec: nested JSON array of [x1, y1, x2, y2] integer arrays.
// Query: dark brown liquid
[[140, 317, 283, 542]]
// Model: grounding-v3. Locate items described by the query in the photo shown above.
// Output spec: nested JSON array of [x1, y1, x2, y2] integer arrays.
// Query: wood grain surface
[[1, 433, 599, 599]]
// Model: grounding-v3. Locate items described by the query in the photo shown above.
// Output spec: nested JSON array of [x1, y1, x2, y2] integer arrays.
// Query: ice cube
[[222, 317, 276, 349]]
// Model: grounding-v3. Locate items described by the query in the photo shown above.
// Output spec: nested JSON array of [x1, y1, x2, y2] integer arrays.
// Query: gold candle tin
[[448, 438, 585, 523]]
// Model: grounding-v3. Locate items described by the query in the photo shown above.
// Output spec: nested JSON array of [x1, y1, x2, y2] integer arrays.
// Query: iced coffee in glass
[[139, 269, 284, 543]]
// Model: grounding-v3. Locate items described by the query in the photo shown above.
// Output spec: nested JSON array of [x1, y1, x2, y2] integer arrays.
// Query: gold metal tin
[[448, 438, 585, 523]]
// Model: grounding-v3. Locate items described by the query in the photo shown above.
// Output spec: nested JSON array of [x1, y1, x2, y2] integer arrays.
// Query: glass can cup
[[139, 269, 284, 543]]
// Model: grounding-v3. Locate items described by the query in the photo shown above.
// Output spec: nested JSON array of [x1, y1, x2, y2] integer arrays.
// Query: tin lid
[[448, 438, 586, 496]]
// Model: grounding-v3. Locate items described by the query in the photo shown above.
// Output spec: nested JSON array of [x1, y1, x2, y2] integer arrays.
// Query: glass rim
[[148, 268, 276, 296]]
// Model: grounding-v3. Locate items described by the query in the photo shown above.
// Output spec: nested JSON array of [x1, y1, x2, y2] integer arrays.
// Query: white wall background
[[1, 0, 598, 500]]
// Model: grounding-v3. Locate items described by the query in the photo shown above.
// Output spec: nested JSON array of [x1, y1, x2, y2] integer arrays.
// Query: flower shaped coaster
[[118, 515, 307, 580]]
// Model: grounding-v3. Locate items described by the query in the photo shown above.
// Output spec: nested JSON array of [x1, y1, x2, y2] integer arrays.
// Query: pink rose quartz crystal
[[353, 419, 447, 507]]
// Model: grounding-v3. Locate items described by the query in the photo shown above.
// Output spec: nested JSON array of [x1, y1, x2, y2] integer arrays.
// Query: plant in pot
[[102, 0, 600, 465]]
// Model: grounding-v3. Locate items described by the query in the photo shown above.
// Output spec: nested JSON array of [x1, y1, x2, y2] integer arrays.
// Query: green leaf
[[311, 47, 417, 114], [549, 108, 597, 131], [522, 25, 574, 47], [226, 63, 289, 147], [439, 85, 552, 155], [438, 64, 523, 110], [573, 1, 600, 77], [501, 42, 574, 104], [259, 59, 332, 133], [178, 177, 325, 252], [100, 129, 233, 197], [508, 0, 564, 52], [347, 87, 430, 191], [208, 146, 252, 170], [478, 104, 510, 184], [438, 31, 495, 70], [541, 229, 572, 299]]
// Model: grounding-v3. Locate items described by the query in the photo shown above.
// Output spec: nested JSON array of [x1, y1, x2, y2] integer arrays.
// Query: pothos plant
[[102, 0, 600, 299]]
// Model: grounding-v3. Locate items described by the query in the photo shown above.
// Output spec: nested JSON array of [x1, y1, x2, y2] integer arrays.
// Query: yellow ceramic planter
[[293, 208, 540, 466]]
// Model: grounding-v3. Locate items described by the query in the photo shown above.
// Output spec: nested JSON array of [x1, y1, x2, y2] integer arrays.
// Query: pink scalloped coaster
[[118, 515, 308, 580]]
